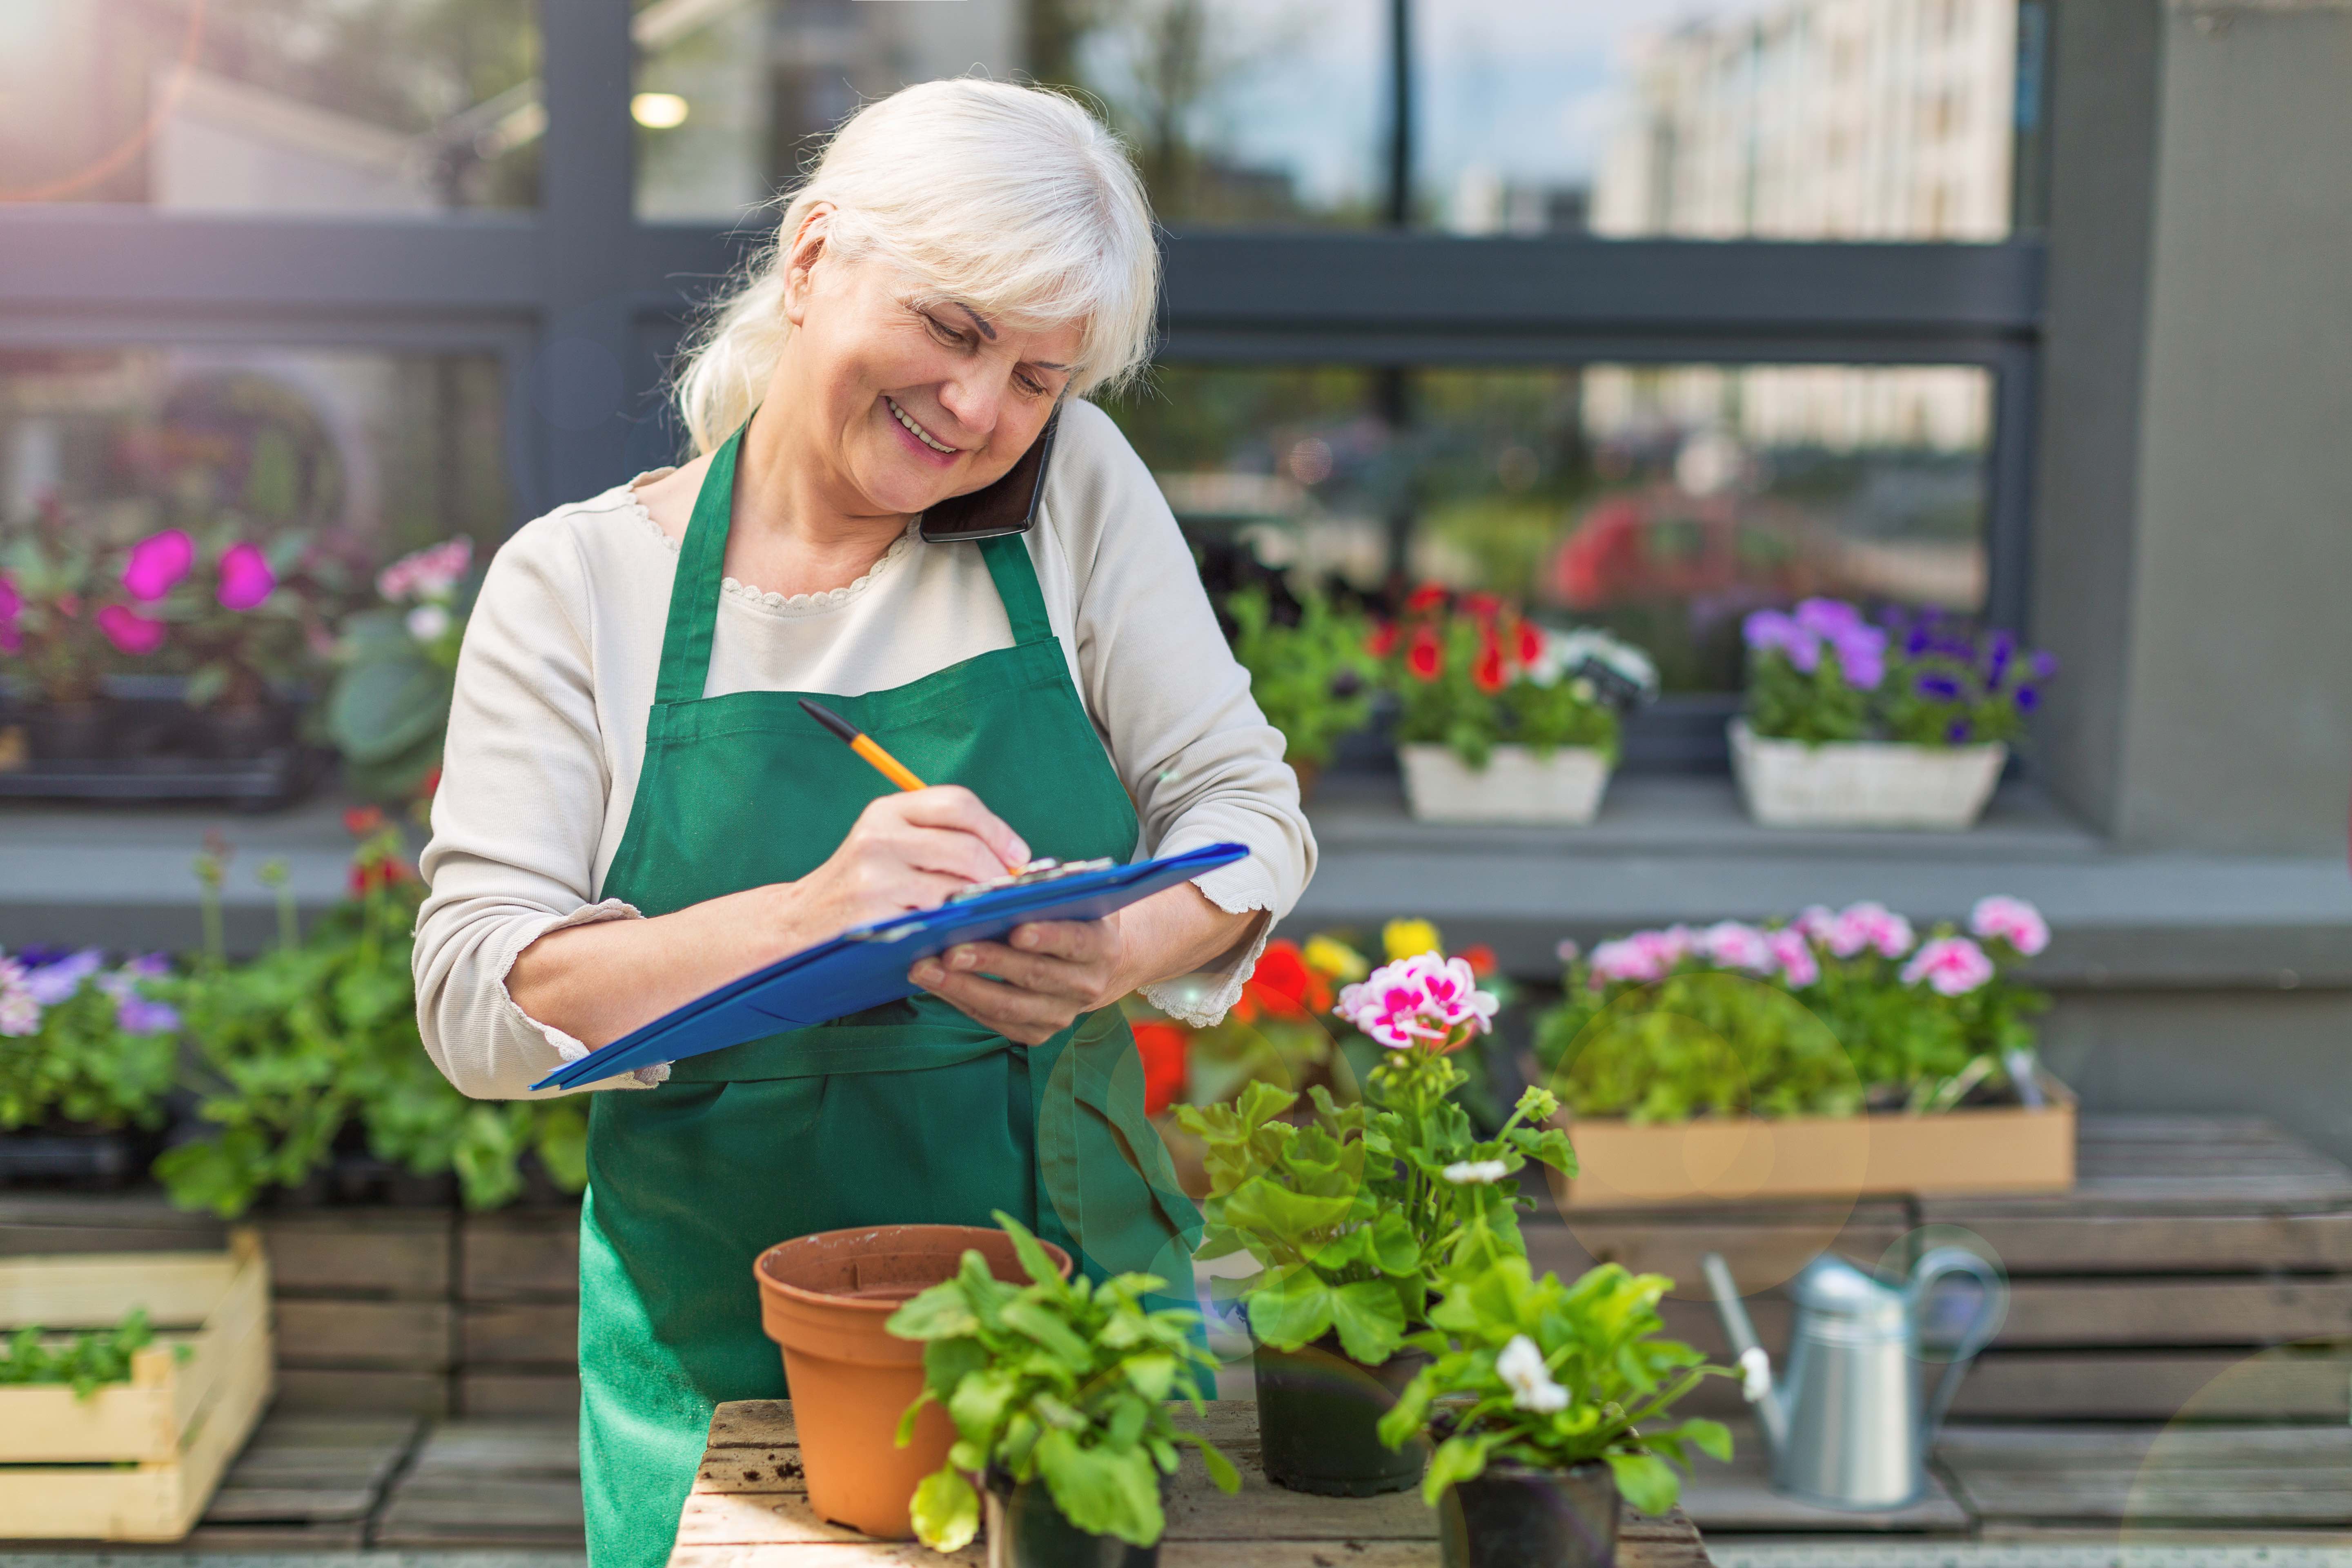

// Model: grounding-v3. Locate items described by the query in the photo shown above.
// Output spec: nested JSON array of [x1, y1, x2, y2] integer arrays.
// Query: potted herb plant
[[1377, 586, 1656, 824], [886, 1212, 1238, 1564], [1534, 897, 2070, 1205], [327, 537, 476, 801], [1376, 1250, 1730, 1568], [1734, 598, 2057, 829], [1174, 950, 1577, 1496], [1225, 584, 1379, 802], [0, 949, 180, 1185]]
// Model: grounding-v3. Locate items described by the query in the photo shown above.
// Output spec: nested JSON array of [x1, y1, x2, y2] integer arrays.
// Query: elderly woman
[[412, 79, 1311, 1564]]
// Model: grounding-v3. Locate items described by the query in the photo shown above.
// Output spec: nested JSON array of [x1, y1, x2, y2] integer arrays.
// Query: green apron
[[577, 430, 1203, 1568]]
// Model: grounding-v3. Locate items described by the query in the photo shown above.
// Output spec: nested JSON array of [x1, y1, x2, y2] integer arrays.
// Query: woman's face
[[782, 213, 1085, 519]]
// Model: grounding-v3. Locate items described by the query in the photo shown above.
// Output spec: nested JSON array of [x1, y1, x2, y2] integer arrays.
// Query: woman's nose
[[934, 371, 1011, 443]]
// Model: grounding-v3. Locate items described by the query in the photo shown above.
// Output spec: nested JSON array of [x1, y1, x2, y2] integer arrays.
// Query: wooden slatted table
[[670, 1401, 1715, 1567]]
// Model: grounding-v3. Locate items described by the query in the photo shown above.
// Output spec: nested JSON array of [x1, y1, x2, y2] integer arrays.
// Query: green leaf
[[1121, 1352, 1180, 1402], [1244, 1269, 1335, 1352], [1666, 1417, 1733, 1463], [888, 1281, 980, 1343], [1036, 1429, 1165, 1547], [1327, 1279, 1408, 1365], [947, 1367, 1019, 1443], [1176, 1431, 1242, 1494], [1369, 1210, 1422, 1275], [1421, 1433, 1497, 1508], [326, 653, 452, 764], [990, 1209, 1070, 1292], [1605, 1452, 1681, 1518], [909, 1466, 980, 1551], [1001, 1298, 1091, 1365]]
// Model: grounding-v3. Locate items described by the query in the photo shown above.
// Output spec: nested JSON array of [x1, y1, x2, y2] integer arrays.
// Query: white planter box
[[1399, 743, 1612, 824], [1730, 718, 2006, 830]]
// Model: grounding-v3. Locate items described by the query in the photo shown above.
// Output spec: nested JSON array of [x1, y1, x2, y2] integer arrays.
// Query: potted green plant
[[327, 537, 476, 800], [1, 501, 129, 760], [1224, 584, 1379, 801], [1376, 1249, 1730, 1568], [1174, 950, 1577, 1496], [1735, 599, 2057, 829], [1376, 586, 1655, 824], [0, 949, 179, 1185], [885, 1212, 1238, 1564]]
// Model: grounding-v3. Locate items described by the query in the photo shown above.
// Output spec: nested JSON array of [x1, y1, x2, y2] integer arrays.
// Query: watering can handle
[[1910, 1246, 2008, 1448]]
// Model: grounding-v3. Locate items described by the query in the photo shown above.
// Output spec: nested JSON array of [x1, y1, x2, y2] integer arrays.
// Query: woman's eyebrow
[[950, 301, 1070, 373]]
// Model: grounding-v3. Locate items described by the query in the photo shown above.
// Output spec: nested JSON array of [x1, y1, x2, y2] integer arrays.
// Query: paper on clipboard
[[528, 842, 1249, 1092]]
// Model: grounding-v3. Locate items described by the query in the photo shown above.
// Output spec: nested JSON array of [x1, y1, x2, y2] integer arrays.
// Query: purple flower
[[122, 530, 195, 602], [2013, 685, 2040, 712], [216, 543, 276, 612], [1743, 609, 1822, 672], [1904, 625, 1931, 657], [99, 960, 178, 1035], [1916, 672, 1963, 701], [22, 948, 103, 1006], [1793, 598, 1867, 638], [2030, 651, 2059, 681], [1984, 630, 2015, 684], [1946, 719, 1973, 744], [1831, 625, 1888, 690]]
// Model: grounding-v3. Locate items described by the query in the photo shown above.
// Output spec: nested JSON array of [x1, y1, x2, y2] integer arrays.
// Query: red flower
[[1405, 626, 1443, 682], [344, 805, 387, 837], [1132, 1022, 1189, 1117], [1515, 619, 1545, 667], [417, 766, 443, 803], [1462, 592, 1503, 621], [1238, 940, 1331, 1022], [1472, 639, 1507, 694], [1458, 943, 1499, 978], [1366, 621, 1399, 659], [1404, 582, 1448, 615], [347, 857, 414, 898]]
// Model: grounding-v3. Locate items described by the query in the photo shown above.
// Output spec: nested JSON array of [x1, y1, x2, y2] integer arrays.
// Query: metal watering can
[[1701, 1247, 2007, 1510]]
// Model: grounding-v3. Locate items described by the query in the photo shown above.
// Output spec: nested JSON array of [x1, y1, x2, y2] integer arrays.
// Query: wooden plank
[[1998, 1276, 2352, 1345], [1948, 1468, 2352, 1523], [274, 1297, 453, 1368], [261, 1209, 451, 1298], [374, 1474, 586, 1546], [406, 1417, 581, 1476], [272, 1366, 450, 1416], [461, 1207, 581, 1301], [670, 1537, 1710, 1568], [710, 1400, 798, 1447], [1939, 1422, 2352, 1462], [1526, 1205, 1911, 1297], [0, 1192, 227, 1256], [1949, 1350, 2352, 1420], [0, 1250, 235, 1327], [1912, 1210, 2352, 1273], [461, 1300, 579, 1363], [181, 1520, 371, 1549], [461, 1368, 582, 1417], [1675, 1417, 1969, 1534]]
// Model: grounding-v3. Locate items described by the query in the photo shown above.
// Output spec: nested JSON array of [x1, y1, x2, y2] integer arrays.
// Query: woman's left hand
[[910, 914, 1130, 1046]]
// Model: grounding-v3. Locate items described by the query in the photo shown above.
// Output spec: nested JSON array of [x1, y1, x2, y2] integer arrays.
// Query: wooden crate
[[0, 1229, 274, 1540]]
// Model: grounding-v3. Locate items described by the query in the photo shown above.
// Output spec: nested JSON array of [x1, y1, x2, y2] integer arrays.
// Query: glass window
[[0, 346, 511, 566], [1421, 0, 2020, 239], [0, 0, 539, 211], [634, 0, 1385, 227], [1103, 361, 1992, 692]]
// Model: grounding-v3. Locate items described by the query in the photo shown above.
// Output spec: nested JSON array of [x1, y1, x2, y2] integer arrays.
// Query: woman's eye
[[1016, 374, 1047, 396], [925, 315, 967, 346]]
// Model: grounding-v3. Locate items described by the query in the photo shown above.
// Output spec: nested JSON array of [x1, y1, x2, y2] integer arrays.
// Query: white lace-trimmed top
[[412, 398, 1316, 1100]]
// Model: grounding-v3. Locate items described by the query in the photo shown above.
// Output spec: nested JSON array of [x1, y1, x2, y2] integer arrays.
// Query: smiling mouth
[[885, 395, 958, 456]]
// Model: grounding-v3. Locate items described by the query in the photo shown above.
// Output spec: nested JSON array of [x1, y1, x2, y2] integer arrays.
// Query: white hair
[[673, 78, 1160, 457]]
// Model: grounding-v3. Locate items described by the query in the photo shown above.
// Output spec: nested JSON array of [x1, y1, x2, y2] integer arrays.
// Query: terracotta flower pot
[[754, 1224, 1072, 1539]]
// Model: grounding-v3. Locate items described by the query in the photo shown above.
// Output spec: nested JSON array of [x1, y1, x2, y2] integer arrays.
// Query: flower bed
[[1533, 896, 2072, 1204]]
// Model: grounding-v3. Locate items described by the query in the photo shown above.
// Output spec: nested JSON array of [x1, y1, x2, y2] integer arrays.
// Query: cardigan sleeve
[[1040, 400, 1320, 1025], [412, 512, 657, 1100]]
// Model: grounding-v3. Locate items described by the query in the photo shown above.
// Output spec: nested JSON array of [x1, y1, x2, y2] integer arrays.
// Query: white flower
[[1443, 1159, 1509, 1185], [1738, 1346, 1773, 1403], [1497, 1334, 1569, 1413], [406, 604, 452, 643], [0, 959, 38, 1038]]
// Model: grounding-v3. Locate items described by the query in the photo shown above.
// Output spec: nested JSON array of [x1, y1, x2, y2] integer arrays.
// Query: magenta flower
[[1829, 901, 1915, 960], [1555, 938, 1581, 966], [1793, 598, 1867, 638], [1766, 927, 1820, 989], [216, 543, 276, 611], [121, 529, 194, 602], [0, 571, 20, 623], [378, 537, 474, 603], [1901, 935, 1996, 996], [96, 604, 167, 656], [1793, 905, 1839, 944], [1335, 953, 1496, 1051], [1701, 920, 1775, 975], [1830, 625, 1888, 690], [1969, 895, 2049, 957]]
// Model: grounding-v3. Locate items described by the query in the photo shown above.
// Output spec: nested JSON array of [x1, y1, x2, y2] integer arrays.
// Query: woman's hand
[[910, 916, 1131, 1046], [791, 786, 1031, 938]]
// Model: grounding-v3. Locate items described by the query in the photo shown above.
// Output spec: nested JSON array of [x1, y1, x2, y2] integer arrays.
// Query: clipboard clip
[[944, 856, 1116, 904]]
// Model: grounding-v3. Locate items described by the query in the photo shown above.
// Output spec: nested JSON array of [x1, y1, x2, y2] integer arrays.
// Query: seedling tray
[[0, 1229, 274, 1539]]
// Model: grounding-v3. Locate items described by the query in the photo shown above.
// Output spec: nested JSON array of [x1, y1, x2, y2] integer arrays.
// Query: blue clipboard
[[529, 842, 1249, 1091]]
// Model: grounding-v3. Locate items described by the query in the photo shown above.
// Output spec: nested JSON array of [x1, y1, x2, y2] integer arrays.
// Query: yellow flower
[[1382, 918, 1443, 963], [1303, 934, 1370, 982]]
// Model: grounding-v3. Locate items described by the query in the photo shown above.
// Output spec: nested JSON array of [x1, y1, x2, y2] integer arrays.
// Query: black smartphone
[[918, 403, 1062, 543]]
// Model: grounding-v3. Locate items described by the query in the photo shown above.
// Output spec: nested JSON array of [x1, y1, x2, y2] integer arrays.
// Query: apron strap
[[979, 534, 1055, 647], [653, 428, 745, 706]]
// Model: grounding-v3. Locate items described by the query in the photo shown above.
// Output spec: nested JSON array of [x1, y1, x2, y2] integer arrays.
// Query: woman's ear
[[780, 203, 835, 327]]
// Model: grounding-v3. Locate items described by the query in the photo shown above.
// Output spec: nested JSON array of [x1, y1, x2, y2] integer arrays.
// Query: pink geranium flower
[[1701, 920, 1775, 975], [1830, 901, 1915, 960], [121, 529, 194, 602], [216, 543, 276, 611], [1766, 927, 1820, 989], [1793, 905, 1838, 944], [1969, 895, 2049, 957], [1336, 952, 1496, 1051], [1901, 935, 1996, 996], [0, 958, 37, 1038], [96, 604, 167, 655], [378, 537, 473, 604]]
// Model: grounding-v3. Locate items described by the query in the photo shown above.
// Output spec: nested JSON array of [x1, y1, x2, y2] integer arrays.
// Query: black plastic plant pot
[[1440, 1460, 1621, 1568], [1250, 1324, 1430, 1496], [983, 1474, 1159, 1568]]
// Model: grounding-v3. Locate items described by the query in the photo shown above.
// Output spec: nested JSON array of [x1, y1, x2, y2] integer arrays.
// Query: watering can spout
[[1700, 1252, 1789, 1455]]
